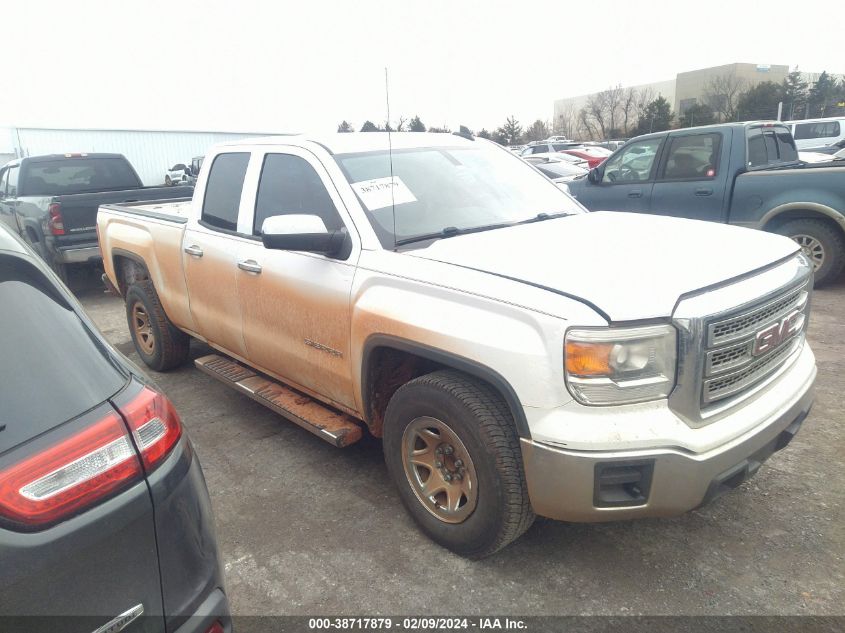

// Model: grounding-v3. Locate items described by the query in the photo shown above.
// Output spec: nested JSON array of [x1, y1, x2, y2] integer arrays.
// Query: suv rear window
[[794, 121, 841, 140], [0, 256, 126, 451], [20, 158, 140, 196]]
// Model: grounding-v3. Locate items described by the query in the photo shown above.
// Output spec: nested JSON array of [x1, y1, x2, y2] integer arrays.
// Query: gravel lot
[[72, 269, 844, 616]]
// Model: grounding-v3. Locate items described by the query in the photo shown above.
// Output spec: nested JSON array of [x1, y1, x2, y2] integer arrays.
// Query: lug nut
[[454, 459, 463, 468], [435, 461, 443, 468], [435, 447, 443, 455], [444, 446, 454, 455], [454, 473, 463, 481], [444, 474, 452, 482]]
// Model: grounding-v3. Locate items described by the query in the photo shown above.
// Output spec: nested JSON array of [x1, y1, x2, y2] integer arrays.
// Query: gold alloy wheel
[[792, 234, 825, 271], [131, 302, 156, 356], [401, 416, 478, 524]]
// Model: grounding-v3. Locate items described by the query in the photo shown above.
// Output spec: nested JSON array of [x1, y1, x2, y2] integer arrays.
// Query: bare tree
[[554, 102, 578, 139], [395, 116, 408, 132], [703, 72, 747, 122], [620, 87, 639, 136], [524, 119, 551, 142], [577, 106, 599, 140]]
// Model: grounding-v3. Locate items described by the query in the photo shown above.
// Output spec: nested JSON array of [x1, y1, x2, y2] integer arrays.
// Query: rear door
[[573, 135, 665, 212], [183, 151, 251, 357], [648, 130, 730, 222], [0, 251, 164, 630]]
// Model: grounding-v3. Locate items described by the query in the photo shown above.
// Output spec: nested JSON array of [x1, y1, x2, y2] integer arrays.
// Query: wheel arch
[[361, 334, 531, 440], [760, 202, 845, 237], [111, 248, 152, 297]]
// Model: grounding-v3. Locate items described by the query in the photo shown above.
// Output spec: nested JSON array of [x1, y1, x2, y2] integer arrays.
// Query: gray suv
[[0, 223, 230, 632]]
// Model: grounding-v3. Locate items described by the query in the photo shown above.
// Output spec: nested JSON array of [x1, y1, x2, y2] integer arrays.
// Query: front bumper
[[521, 351, 816, 522]]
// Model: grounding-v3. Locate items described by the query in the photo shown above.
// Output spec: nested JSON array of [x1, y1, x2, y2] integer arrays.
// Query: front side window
[[201, 152, 250, 232], [601, 138, 662, 183], [253, 154, 342, 235], [336, 144, 583, 248]]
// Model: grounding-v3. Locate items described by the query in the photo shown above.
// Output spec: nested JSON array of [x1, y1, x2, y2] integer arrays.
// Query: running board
[[194, 354, 363, 448]]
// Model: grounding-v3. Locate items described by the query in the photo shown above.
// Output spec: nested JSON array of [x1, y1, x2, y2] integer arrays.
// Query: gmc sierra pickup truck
[[0, 153, 192, 281], [567, 121, 845, 286], [98, 133, 816, 558]]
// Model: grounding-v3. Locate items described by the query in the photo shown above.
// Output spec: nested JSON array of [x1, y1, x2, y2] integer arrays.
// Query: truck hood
[[407, 211, 799, 321]]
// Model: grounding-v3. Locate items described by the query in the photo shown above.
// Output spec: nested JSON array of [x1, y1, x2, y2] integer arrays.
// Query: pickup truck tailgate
[[57, 187, 194, 235]]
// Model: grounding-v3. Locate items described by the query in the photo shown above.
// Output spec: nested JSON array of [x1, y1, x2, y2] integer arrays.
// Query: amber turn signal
[[565, 341, 613, 376]]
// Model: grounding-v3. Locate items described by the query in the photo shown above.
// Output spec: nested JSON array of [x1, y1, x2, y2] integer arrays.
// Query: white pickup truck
[[97, 132, 816, 558]]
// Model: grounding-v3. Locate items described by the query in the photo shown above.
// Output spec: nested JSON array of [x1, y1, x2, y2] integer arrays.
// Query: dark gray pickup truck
[[567, 122, 845, 285], [0, 153, 192, 281]]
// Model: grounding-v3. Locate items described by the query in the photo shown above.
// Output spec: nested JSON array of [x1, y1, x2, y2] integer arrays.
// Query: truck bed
[[100, 198, 193, 224]]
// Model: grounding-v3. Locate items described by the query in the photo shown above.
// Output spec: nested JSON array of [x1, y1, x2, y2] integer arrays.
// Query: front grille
[[700, 282, 809, 407], [708, 287, 803, 346]]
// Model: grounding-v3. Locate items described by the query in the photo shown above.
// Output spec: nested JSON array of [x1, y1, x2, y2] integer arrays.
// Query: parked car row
[[166, 156, 204, 186]]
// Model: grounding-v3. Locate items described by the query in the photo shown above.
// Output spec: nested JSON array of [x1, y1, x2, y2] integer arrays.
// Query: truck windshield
[[19, 157, 141, 196], [335, 144, 584, 248]]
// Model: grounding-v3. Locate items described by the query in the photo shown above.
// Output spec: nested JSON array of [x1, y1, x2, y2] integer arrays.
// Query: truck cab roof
[[218, 132, 481, 155]]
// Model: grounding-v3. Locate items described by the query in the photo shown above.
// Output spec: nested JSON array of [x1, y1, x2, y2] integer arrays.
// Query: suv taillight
[[47, 203, 65, 235], [0, 387, 182, 530], [0, 413, 143, 529], [120, 386, 183, 471]]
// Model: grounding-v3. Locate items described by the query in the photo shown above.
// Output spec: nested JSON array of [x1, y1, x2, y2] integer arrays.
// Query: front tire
[[383, 370, 534, 558], [125, 280, 190, 371], [775, 218, 845, 286]]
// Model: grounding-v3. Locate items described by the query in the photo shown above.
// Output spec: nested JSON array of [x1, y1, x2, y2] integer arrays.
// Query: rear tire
[[125, 280, 190, 371], [383, 370, 534, 558], [165, 175, 172, 186], [775, 218, 845, 286]]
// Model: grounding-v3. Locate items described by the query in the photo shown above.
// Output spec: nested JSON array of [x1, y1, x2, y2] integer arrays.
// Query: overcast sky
[[3, 0, 842, 134]]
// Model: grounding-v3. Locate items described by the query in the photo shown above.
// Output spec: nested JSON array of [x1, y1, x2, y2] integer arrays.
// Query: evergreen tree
[[360, 120, 379, 132], [337, 120, 354, 133], [408, 115, 426, 132]]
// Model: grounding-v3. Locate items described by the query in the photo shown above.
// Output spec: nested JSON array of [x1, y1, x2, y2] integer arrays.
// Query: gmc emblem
[[752, 309, 804, 357]]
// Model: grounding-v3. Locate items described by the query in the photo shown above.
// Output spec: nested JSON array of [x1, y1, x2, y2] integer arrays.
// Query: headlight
[[564, 325, 677, 405]]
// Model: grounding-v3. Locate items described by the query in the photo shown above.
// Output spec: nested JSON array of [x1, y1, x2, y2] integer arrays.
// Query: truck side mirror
[[261, 214, 346, 257], [588, 167, 601, 183]]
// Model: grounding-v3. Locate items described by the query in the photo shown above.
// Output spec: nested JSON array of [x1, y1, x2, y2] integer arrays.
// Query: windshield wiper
[[394, 212, 575, 248]]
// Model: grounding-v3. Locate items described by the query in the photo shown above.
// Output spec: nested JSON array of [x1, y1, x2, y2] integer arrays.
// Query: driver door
[[574, 136, 666, 213]]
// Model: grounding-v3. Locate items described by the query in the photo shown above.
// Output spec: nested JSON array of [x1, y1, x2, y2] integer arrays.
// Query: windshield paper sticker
[[351, 176, 417, 211]]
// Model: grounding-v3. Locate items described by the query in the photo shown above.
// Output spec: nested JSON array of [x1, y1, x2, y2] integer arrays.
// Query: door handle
[[695, 188, 713, 196], [627, 190, 643, 198], [184, 245, 204, 257], [237, 259, 262, 274]]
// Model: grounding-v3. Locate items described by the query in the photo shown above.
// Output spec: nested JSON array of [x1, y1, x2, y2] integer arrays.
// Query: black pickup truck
[[0, 153, 192, 281], [567, 122, 845, 285]]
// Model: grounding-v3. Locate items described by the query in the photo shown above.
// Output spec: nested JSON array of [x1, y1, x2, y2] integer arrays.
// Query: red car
[[560, 146, 613, 169]]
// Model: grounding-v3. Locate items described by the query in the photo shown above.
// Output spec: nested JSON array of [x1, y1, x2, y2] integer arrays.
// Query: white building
[[1, 127, 280, 185]]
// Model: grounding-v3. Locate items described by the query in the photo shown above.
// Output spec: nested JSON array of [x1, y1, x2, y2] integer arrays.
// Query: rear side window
[[747, 128, 798, 167], [253, 154, 342, 235], [793, 121, 841, 140], [20, 158, 140, 196], [661, 133, 721, 180], [201, 152, 250, 232], [6, 166, 18, 197], [0, 257, 126, 452]]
